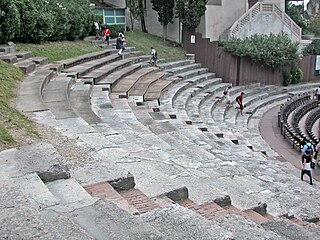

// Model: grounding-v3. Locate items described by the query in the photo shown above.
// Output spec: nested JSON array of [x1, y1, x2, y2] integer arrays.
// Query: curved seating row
[[10, 44, 320, 238], [306, 108, 320, 143]]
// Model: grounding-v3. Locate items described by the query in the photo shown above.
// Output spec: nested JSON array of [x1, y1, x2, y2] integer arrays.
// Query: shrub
[[283, 67, 303, 86], [15, 0, 54, 43], [220, 34, 299, 69], [283, 71, 292, 86], [303, 39, 320, 55], [106, 24, 125, 38], [0, 0, 20, 43], [1, 0, 94, 43]]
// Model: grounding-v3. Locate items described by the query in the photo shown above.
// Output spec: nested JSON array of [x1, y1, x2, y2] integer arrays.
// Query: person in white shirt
[[301, 149, 313, 185]]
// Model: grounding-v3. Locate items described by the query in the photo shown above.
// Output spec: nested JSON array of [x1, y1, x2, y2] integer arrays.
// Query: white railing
[[227, 2, 301, 41]]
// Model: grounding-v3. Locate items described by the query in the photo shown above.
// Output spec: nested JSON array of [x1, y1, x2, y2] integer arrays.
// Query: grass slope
[[125, 31, 186, 62], [0, 61, 39, 150]]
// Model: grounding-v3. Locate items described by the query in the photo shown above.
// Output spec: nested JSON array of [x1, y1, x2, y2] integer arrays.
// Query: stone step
[[14, 173, 60, 209], [144, 78, 175, 100], [63, 52, 122, 76], [141, 204, 234, 240], [128, 72, 166, 101], [69, 80, 102, 124], [158, 59, 194, 70], [84, 181, 139, 214], [59, 48, 117, 69], [70, 199, 164, 240], [83, 53, 148, 84], [215, 214, 286, 240], [97, 62, 144, 85], [119, 189, 161, 214], [165, 63, 202, 75], [262, 218, 320, 239], [16, 68, 55, 112], [42, 74, 78, 119], [0, 43, 16, 53], [30, 56, 49, 66], [14, 59, 36, 74], [0, 53, 18, 64], [46, 178, 96, 211], [111, 66, 158, 96], [173, 67, 208, 80]]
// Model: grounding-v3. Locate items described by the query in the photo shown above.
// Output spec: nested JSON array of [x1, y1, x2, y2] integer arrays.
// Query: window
[[102, 9, 125, 27]]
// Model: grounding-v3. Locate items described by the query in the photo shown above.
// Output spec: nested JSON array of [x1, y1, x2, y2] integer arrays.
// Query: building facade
[[138, 0, 300, 43]]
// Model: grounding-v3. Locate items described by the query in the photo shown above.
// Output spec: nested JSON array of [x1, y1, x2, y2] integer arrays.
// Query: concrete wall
[[203, 0, 247, 41], [236, 12, 300, 42], [144, 0, 180, 43]]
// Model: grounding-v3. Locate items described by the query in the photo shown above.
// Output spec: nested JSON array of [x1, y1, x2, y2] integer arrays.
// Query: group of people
[[94, 21, 112, 45], [93, 22, 158, 63], [223, 86, 244, 115]]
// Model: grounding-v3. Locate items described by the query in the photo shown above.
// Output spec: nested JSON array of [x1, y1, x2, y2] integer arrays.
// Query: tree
[[0, 0, 20, 43], [150, 0, 174, 41], [126, 0, 146, 32], [285, 2, 308, 32], [309, 13, 320, 36], [176, 0, 207, 29]]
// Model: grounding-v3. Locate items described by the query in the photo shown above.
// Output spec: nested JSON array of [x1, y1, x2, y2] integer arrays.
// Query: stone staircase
[[2, 43, 320, 239]]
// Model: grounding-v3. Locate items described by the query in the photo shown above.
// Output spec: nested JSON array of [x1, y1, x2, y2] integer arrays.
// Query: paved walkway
[[260, 105, 320, 182]]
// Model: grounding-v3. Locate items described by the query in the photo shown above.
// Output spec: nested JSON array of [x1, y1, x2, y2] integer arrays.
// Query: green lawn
[[125, 31, 186, 62], [17, 40, 101, 63]]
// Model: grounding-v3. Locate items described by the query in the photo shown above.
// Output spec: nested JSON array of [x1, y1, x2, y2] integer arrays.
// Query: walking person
[[301, 149, 313, 185], [223, 86, 232, 106], [316, 86, 320, 101], [302, 141, 315, 168], [236, 92, 245, 115], [116, 32, 125, 55], [150, 47, 158, 66], [94, 21, 100, 39], [103, 25, 111, 45], [314, 141, 320, 167]]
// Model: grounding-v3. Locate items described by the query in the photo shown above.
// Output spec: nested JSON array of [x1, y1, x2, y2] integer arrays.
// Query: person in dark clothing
[[116, 32, 125, 55], [301, 149, 313, 185], [236, 92, 245, 115]]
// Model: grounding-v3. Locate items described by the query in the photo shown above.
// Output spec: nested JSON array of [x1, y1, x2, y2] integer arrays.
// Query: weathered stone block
[[214, 195, 231, 207], [37, 164, 71, 183], [108, 172, 135, 191], [165, 187, 189, 202], [252, 203, 267, 215]]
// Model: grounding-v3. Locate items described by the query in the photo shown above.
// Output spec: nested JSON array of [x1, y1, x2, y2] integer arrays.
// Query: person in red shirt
[[236, 92, 244, 115], [103, 26, 111, 45]]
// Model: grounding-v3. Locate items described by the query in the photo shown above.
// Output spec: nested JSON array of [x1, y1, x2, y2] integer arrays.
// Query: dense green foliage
[[283, 68, 303, 86], [285, 3, 308, 32], [101, 24, 125, 39], [219, 34, 299, 69], [175, 0, 207, 28], [126, 0, 145, 31], [309, 13, 320, 37], [303, 39, 320, 55], [150, 0, 174, 26], [150, 0, 174, 40], [0, 0, 94, 43], [0, 0, 20, 43]]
